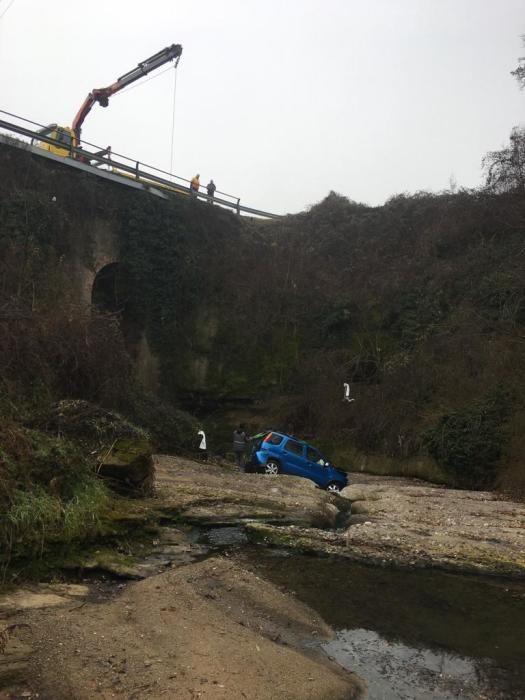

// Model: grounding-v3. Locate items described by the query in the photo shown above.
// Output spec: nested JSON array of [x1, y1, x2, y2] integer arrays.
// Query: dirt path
[[1, 558, 363, 700]]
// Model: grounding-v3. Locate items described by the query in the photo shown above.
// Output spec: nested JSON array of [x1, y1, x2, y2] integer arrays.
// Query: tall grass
[[1, 477, 109, 574]]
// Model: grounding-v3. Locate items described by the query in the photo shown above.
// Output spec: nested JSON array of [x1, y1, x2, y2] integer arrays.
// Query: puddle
[[132, 525, 209, 577], [243, 550, 525, 700], [324, 628, 504, 700], [203, 525, 248, 548], [131, 525, 249, 578]]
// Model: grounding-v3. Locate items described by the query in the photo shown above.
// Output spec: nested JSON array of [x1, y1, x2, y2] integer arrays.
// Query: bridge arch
[[91, 262, 123, 313]]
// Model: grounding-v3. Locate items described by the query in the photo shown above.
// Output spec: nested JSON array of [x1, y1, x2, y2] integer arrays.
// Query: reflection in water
[[242, 550, 525, 700], [324, 628, 492, 700]]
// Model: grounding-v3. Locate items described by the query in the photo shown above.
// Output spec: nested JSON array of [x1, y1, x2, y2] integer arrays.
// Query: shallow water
[[205, 525, 249, 547], [244, 550, 525, 700]]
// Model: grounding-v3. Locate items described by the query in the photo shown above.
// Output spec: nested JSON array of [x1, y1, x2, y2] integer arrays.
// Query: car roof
[[269, 432, 313, 448]]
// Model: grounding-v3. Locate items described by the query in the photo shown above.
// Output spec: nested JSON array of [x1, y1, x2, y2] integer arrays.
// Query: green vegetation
[[0, 153, 200, 575], [4, 479, 107, 556], [423, 390, 512, 488], [0, 424, 109, 573]]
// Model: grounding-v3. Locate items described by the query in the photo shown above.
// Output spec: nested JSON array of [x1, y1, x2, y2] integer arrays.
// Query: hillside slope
[[236, 191, 525, 492], [1, 142, 524, 496]]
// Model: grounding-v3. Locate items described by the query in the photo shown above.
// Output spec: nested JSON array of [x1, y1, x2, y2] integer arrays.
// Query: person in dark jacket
[[232, 424, 248, 471], [206, 179, 216, 203]]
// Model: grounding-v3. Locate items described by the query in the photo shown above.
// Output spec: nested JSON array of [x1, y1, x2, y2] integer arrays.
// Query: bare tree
[[482, 127, 525, 194], [511, 35, 525, 88]]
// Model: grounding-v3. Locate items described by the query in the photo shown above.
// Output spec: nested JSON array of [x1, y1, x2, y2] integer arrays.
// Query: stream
[[133, 524, 525, 698], [5, 524, 524, 699], [185, 527, 525, 700], [240, 547, 525, 700]]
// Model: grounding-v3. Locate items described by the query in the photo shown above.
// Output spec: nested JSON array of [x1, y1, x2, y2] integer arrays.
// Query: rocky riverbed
[[245, 471, 525, 578], [1, 455, 524, 699], [153, 454, 347, 529], [137, 457, 525, 577]]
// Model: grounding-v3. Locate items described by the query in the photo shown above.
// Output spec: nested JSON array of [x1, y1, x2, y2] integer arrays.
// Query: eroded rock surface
[[245, 474, 525, 577], [154, 455, 346, 529], [342, 475, 525, 575]]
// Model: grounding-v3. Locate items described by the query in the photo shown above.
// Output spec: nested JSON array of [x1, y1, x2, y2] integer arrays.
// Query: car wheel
[[264, 460, 280, 476], [326, 482, 342, 493]]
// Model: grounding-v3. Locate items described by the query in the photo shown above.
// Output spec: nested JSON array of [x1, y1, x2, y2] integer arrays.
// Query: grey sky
[[0, 0, 523, 214]]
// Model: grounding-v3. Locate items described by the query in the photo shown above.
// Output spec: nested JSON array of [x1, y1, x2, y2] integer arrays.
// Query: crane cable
[[112, 61, 179, 177], [117, 64, 175, 97], [169, 64, 178, 178]]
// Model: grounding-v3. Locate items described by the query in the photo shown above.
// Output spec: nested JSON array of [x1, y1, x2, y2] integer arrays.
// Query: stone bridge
[[1, 140, 168, 392]]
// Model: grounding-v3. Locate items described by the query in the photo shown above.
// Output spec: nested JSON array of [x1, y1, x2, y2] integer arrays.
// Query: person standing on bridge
[[190, 174, 200, 198], [206, 179, 216, 204]]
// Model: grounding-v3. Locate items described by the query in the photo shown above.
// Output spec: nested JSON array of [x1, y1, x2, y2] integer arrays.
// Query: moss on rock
[[98, 438, 154, 497]]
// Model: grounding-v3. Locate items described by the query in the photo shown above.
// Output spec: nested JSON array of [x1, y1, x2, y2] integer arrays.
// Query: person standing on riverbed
[[233, 424, 248, 471], [197, 429, 207, 461]]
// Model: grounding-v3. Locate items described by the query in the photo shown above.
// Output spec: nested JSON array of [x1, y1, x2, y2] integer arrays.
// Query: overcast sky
[[0, 0, 524, 214]]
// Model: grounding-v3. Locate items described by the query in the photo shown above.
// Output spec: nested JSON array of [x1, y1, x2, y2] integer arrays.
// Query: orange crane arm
[[71, 44, 182, 142]]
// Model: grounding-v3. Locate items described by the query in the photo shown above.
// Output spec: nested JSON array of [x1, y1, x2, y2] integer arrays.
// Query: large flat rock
[[342, 476, 525, 576], [244, 473, 525, 577], [153, 455, 345, 528]]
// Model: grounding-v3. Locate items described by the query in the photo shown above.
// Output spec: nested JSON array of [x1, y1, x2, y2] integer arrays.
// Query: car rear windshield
[[263, 433, 283, 446]]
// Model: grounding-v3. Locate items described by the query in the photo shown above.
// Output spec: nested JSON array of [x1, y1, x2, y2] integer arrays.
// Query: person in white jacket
[[197, 429, 207, 461]]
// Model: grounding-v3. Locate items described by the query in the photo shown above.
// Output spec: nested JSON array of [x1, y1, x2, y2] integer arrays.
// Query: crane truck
[[36, 44, 182, 158]]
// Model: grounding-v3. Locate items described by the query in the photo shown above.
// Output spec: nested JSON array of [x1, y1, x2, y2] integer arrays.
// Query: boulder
[[35, 400, 154, 496], [97, 438, 154, 497]]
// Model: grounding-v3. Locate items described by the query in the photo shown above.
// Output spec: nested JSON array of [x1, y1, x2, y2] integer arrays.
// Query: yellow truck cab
[[33, 124, 76, 157], [32, 45, 182, 162]]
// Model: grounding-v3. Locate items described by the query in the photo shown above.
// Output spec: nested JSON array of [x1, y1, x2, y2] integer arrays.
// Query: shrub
[[423, 390, 512, 488], [475, 271, 525, 324], [128, 393, 199, 453]]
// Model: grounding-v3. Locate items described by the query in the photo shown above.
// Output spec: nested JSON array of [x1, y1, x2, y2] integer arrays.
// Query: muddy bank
[[2, 558, 363, 700], [245, 472, 525, 577]]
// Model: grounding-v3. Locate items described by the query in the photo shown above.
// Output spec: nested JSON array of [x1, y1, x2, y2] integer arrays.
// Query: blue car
[[245, 431, 348, 493]]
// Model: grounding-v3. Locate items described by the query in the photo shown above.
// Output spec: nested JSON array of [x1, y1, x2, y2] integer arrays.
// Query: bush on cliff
[[33, 399, 155, 497], [128, 393, 199, 454], [423, 390, 512, 489]]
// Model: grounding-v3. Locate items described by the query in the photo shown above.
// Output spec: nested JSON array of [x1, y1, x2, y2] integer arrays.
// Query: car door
[[282, 438, 308, 476], [305, 446, 327, 487]]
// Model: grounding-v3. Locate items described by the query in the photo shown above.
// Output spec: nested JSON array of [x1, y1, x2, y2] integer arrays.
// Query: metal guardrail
[[0, 110, 281, 219]]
